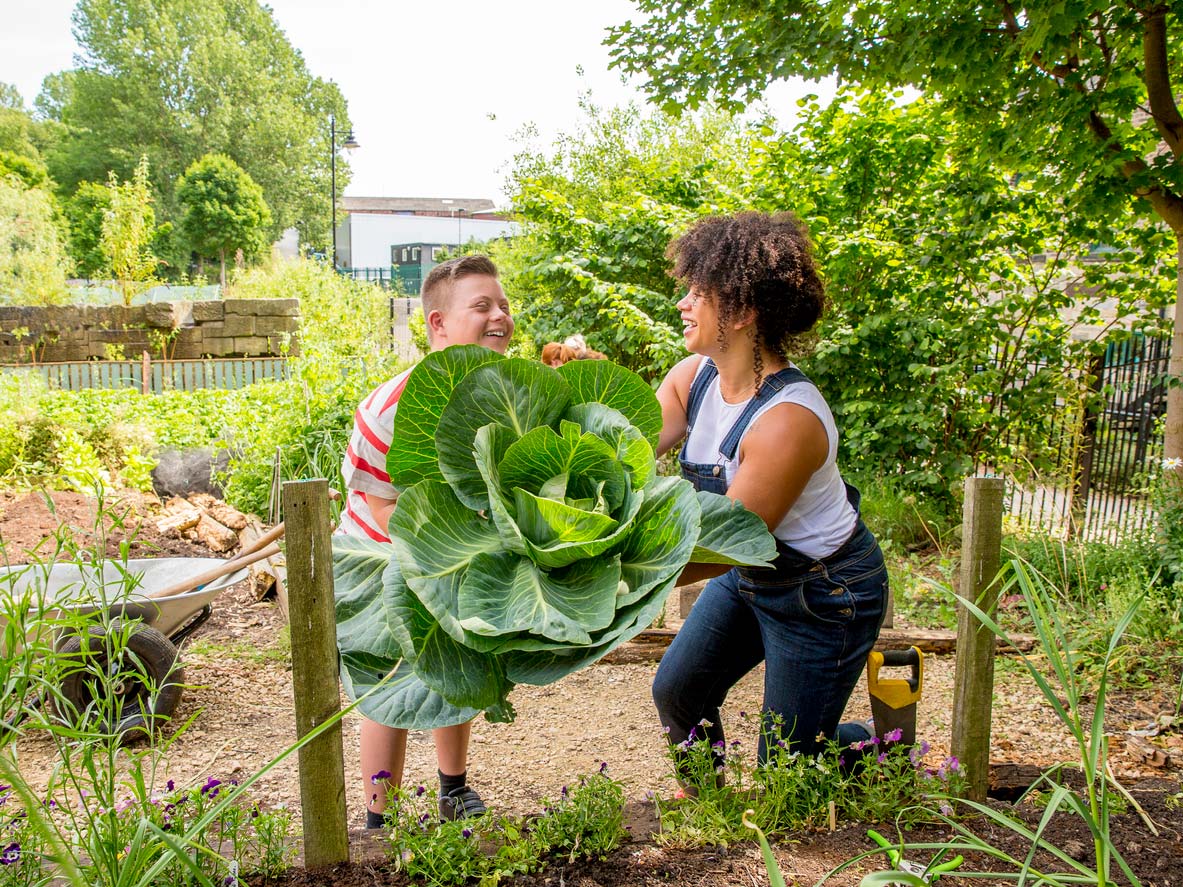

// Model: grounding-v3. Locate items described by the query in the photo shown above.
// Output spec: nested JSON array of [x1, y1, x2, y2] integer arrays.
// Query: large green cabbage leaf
[[332, 345, 776, 727]]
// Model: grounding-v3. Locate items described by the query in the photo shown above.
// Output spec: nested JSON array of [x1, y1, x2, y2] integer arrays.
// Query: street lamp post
[[455, 207, 466, 254], [330, 115, 359, 269]]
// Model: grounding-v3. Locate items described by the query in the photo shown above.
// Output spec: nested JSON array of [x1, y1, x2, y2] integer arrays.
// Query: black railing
[[977, 334, 1170, 542]]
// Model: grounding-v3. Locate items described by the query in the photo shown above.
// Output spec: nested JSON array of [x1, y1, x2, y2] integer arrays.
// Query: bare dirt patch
[[4, 489, 1181, 886]]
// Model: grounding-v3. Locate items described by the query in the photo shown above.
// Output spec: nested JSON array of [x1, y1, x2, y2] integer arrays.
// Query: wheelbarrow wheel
[[53, 623, 184, 742]]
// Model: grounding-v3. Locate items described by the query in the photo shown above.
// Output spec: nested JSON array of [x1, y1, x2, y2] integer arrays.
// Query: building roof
[[341, 196, 498, 214]]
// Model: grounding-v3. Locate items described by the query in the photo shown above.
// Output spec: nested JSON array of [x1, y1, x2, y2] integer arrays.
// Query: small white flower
[[1162, 457, 1183, 471]]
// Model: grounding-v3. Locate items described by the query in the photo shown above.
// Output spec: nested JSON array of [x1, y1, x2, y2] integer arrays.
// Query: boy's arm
[[363, 492, 398, 539]]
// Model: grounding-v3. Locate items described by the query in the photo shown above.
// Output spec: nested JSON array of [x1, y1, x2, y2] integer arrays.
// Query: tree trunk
[[1166, 237, 1183, 462]]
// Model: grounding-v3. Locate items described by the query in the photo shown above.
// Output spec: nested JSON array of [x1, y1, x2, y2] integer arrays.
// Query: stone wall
[[0, 299, 300, 363]]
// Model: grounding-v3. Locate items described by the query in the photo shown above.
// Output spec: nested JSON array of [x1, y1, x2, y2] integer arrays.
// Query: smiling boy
[[339, 255, 514, 826]]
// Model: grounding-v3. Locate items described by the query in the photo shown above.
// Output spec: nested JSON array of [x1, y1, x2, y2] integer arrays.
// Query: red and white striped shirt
[[337, 368, 413, 542]]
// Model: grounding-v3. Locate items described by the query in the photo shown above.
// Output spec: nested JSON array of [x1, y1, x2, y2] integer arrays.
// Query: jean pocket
[[795, 573, 858, 625]]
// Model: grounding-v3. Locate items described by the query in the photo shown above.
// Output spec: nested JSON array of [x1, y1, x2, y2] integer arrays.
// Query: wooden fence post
[[283, 478, 349, 867], [951, 475, 1005, 803]]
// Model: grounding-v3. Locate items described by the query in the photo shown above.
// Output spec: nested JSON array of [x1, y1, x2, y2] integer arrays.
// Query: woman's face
[[677, 287, 720, 354]]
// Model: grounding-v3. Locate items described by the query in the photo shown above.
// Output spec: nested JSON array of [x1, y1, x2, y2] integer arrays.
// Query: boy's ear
[[426, 309, 447, 338]]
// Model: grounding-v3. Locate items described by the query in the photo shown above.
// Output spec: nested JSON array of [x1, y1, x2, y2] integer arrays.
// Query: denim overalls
[[652, 359, 888, 761]]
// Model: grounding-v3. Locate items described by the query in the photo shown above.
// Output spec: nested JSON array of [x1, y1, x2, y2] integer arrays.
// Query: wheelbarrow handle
[[237, 521, 285, 559], [145, 541, 282, 600]]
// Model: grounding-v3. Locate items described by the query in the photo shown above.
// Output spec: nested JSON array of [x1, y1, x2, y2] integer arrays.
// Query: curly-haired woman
[[653, 211, 887, 777]]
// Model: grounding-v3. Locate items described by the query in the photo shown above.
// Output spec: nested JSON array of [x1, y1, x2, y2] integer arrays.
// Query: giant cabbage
[[331, 345, 776, 728]]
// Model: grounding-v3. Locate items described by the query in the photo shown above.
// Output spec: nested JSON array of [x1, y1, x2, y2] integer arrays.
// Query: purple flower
[[200, 778, 222, 798], [561, 785, 569, 797], [166, 779, 175, 792], [687, 727, 698, 741], [462, 828, 473, 838], [884, 728, 904, 743], [418, 813, 431, 825], [739, 711, 748, 719], [0, 843, 19, 865], [918, 740, 931, 756], [946, 756, 961, 773], [370, 770, 392, 785], [851, 739, 867, 751], [877, 752, 888, 764], [415, 785, 426, 797], [223, 876, 238, 886], [939, 802, 954, 816], [838, 756, 846, 766], [775, 739, 787, 749], [599, 761, 608, 774]]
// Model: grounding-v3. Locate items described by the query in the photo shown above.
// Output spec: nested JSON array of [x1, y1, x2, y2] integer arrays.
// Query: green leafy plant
[[837, 559, 1152, 887], [333, 345, 776, 728], [380, 764, 628, 887], [655, 718, 965, 848]]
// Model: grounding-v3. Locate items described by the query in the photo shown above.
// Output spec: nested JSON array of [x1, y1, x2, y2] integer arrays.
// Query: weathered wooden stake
[[283, 478, 349, 867], [951, 475, 1005, 803]]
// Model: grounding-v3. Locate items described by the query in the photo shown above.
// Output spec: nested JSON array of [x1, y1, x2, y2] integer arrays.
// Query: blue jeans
[[653, 520, 888, 761]]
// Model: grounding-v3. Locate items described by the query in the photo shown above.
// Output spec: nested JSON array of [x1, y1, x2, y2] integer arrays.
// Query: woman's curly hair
[[666, 211, 828, 378]]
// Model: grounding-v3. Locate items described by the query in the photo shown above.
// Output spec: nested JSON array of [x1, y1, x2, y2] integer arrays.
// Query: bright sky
[[1, 0, 832, 206]]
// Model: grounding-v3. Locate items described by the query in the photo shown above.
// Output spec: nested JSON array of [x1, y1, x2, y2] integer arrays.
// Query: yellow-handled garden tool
[[866, 646, 923, 746]]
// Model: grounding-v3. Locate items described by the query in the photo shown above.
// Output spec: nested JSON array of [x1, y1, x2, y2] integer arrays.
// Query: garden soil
[[3, 490, 1181, 886]]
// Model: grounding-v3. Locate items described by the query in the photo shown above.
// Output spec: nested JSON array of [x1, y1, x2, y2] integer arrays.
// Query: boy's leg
[[433, 721, 472, 775], [361, 718, 408, 816], [434, 720, 487, 819]]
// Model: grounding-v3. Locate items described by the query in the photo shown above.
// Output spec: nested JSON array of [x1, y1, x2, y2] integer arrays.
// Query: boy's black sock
[[439, 769, 467, 795], [365, 809, 385, 829]]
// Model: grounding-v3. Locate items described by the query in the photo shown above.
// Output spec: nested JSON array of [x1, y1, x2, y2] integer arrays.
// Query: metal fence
[[1, 357, 288, 393], [977, 334, 1170, 542], [339, 266, 422, 293]]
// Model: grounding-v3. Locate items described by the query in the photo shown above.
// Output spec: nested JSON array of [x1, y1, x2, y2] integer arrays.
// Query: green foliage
[[0, 179, 70, 305], [654, 718, 965, 847], [925, 559, 1150, 887], [175, 153, 272, 285], [100, 157, 158, 306], [63, 181, 111, 279], [332, 346, 775, 728], [41, 0, 350, 251], [381, 766, 628, 886], [606, 0, 1183, 461], [1002, 531, 1183, 686], [497, 102, 756, 379], [500, 91, 1172, 500], [0, 150, 48, 190], [1149, 459, 1183, 583], [0, 502, 299, 886]]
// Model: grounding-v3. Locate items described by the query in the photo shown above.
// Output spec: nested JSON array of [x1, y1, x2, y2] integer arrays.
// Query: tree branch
[[1089, 110, 1183, 232], [1142, 8, 1183, 156]]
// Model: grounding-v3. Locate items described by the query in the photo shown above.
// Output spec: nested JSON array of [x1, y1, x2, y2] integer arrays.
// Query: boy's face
[[429, 274, 514, 353]]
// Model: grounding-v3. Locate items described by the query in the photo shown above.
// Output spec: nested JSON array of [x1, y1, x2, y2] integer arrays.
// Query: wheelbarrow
[[0, 523, 284, 739]]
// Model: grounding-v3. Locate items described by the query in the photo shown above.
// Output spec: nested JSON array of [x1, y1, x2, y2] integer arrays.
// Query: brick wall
[[0, 299, 300, 363]]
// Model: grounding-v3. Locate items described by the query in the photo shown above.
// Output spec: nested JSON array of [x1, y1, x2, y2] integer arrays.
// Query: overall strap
[[718, 366, 812, 460], [684, 358, 719, 429]]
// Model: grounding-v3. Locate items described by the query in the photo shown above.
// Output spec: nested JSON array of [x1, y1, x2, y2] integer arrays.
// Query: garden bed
[[3, 490, 1180, 886]]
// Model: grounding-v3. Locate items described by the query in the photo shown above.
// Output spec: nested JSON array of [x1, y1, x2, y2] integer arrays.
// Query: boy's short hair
[[421, 255, 499, 318]]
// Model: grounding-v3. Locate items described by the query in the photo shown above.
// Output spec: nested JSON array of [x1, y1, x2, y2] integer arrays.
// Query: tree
[[39, 0, 349, 249], [64, 181, 112, 279], [607, 1, 1183, 461], [101, 156, 158, 305], [0, 180, 70, 306], [176, 153, 272, 285]]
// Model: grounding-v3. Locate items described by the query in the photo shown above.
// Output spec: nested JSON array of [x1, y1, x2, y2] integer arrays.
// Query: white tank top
[[682, 360, 858, 558]]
